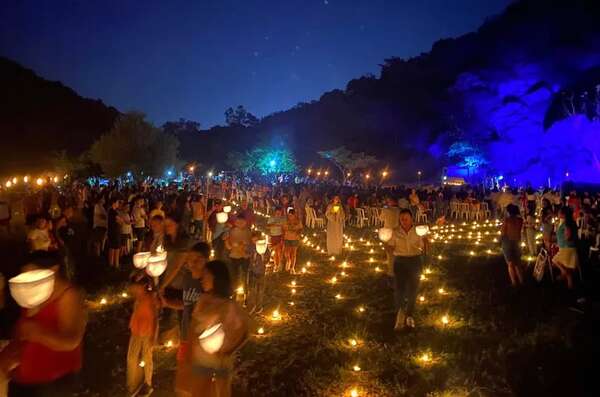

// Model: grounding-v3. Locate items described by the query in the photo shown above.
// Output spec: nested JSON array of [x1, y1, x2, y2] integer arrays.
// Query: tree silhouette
[[318, 146, 378, 183], [89, 112, 181, 177], [162, 118, 201, 135], [224, 105, 259, 127]]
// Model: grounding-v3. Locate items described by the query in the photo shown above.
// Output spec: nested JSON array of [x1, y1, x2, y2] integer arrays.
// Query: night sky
[[1, 0, 511, 127]]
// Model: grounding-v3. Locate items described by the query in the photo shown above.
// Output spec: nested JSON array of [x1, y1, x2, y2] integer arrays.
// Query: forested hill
[[3, 0, 600, 183], [178, 0, 600, 182], [0, 57, 119, 173]]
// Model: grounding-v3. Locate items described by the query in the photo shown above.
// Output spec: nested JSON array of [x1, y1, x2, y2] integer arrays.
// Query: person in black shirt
[[160, 242, 209, 383], [107, 198, 122, 268]]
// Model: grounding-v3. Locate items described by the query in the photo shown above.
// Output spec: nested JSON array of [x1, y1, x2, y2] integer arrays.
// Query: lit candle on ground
[[271, 309, 282, 321]]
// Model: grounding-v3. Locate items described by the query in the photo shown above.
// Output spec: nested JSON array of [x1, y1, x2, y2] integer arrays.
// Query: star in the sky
[[324, 0, 329, 5], [253, 51, 259, 57]]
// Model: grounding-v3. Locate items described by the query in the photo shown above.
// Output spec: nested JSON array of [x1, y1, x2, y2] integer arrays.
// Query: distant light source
[[382, 171, 388, 177], [167, 170, 172, 176], [269, 160, 276, 167]]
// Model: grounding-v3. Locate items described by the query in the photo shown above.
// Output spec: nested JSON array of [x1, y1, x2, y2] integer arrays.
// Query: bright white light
[[9, 269, 55, 308], [198, 323, 225, 354]]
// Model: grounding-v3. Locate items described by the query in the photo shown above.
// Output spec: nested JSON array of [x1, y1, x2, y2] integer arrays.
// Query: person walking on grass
[[325, 196, 345, 256], [552, 206, 579, 289], [177, 260, 248, 397], [387, 209, 427, 330], [159, 242, 210, 396], [127, 274, 159, 397], [283, 209, 303, 274], [501, 204, 524, 287]]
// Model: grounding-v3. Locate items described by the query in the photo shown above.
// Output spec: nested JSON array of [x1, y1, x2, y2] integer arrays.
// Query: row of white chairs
[[449, 202, 492, 220]]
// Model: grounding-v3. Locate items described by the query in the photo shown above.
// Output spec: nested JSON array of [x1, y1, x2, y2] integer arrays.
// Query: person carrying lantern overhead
[[386, 209, 427, 330]]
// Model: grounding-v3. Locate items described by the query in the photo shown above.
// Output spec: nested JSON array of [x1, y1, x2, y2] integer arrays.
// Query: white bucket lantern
[[145, 247, 168, 277], [415, 225, 430, 237], [223, 205, 232, 214], [133, 252, 151, 269], [9, 269, 55, 309], [216, 212, 228, 224], [198, 323, 225, 354], [256, 239, 267, 255], [378, 227, 393, 242]]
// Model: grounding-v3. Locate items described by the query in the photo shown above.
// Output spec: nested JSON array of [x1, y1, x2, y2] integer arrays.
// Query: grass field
[[1, 217, 596, 397]]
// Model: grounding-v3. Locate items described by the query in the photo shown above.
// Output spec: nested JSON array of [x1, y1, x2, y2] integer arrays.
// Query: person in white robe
[[326, 196, 345, 255]]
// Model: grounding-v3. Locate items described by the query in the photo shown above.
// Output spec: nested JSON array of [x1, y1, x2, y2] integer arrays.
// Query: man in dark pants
[[387, 209, 427, 330]]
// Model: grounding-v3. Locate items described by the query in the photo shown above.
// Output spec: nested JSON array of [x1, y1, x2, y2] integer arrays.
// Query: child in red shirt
[[127, 275, 159, 396]]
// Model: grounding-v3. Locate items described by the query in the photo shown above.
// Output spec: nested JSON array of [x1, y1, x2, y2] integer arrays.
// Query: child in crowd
[[248, 231, 268, 314], [127, 273, 160, 397]]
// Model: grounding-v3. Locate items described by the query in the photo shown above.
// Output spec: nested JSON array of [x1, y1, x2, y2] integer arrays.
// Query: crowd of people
[[0, 177, 598, 396]]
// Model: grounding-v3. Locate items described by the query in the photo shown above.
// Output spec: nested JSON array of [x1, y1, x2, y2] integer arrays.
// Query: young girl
[[501, 204, 524, 287], [127, 274, 159, 396], [283, 210, 303, 274], [552, 207, 579, 289]]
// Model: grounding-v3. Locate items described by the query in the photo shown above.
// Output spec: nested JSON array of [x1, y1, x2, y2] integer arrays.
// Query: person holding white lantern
[[3, 251, 87, 395], [386, 209, 427, 330], [325, 196, 345, 256], [247, 232, 268, 314], [177, 260, 248, 397]]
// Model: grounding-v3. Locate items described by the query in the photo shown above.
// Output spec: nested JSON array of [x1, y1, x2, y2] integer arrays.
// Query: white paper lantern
[[378, 227, 393, 242], [198, 323, 225, 354], [256, 239, 267, 255], [216, 212, 228, 224], [223, 205, 232, 214], [133, 252, 151, 269], [145, 253, 168, 277], [9, 269, 55, 309], [415, 225, 430, 237]]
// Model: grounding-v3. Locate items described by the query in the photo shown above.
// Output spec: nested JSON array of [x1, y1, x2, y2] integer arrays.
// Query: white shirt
[[132, 206, 146, 228], [93, 204, 107, 228], [388, 226, 424, 257]]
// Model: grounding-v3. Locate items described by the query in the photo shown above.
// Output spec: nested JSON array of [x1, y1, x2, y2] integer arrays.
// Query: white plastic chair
[[354, 208, 369, 228], [416, 208, 428, 224], [459, 203, 470, 220], [449, 202, 459, 219]]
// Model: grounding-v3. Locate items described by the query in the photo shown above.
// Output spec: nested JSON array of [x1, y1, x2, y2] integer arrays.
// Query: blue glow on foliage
[[449, 59, 600, 187]]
